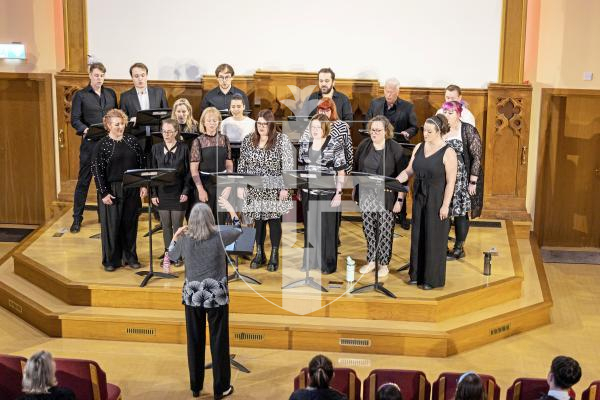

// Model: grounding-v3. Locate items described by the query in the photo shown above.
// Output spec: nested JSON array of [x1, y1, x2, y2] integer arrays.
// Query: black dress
[[17, 386, 76, 400], [150, 142, 191, 211], [409, 143, 451, 288]]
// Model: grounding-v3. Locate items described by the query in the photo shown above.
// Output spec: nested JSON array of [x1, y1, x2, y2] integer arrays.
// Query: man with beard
[[306, 67, 353, 122]]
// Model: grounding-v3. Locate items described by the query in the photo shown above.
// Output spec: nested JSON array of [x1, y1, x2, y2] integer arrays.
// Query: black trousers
[[301, 191, 339, 273], [98, 182, 141, 268], [73, 139, 97, 220], [185, 305, 231, 395]]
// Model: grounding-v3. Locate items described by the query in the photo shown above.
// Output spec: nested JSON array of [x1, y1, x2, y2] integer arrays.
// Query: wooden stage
[[0, 208, 552, 357]]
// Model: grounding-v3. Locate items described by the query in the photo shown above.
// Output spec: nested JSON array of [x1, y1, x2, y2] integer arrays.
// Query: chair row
[[0, 354, 121, 400], [294, 368, 600, 400]]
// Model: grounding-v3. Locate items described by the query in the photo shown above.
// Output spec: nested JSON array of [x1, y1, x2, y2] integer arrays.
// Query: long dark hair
[[455, 373, 486, 400], [307, 354, 334, 389], [252, 109, 278, 150]]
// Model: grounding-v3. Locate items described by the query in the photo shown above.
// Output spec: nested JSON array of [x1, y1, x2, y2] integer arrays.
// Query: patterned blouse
[[298, 134, 347, 174], [301, 120, 353, 174]]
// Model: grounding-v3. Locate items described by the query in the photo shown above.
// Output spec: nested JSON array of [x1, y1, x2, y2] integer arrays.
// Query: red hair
[[442, 100, 463, 117], [316, 98, 339, 121]]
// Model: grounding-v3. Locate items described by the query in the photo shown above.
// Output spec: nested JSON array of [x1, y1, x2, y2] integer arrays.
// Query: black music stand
[[350, 172, 409, 299], [86, 123, 108, 141], [281, 169, 336, 293], [123, 168, 178, 287], [223, 226, 260, 285]]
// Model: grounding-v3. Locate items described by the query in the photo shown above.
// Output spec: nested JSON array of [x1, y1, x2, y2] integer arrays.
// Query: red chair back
[[54, 358, 121, 400], [506, 378, 549, 400], [582, 381, 600, 400], [0, 354, 27, 400], [294, 367, 362, 400], [432, 372, 501, 400], [363, 369, 430, 400]]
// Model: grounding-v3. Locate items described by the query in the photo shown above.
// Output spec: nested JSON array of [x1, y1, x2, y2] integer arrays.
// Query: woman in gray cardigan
[[168, 200, 240, 399]]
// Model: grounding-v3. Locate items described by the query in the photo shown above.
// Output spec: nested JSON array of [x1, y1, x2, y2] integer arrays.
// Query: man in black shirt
[[366, 78, 418, 229], [306, 67, 353, 122], [200, 63, 250, 114], [70, 62, 117, 233]]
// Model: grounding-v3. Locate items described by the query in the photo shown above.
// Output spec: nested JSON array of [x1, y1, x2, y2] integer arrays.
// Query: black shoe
[[397, 215, 410, 230], [192, 390, 200, 398], [250, 246, 266, 269], [267, 247, 279, 272], [407, 279, 418, 285], [70, 218, 82, 233], [125, 261, 142, 269], [447, 241, 466, 260], [104, 265, 116, 272], [421, 284, 433, 290], [215, 385, 234, 400]]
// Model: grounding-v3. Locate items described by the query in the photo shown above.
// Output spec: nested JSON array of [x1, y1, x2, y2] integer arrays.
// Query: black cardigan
[[460, 123, 484, 218], [353, 137, 405, 211]]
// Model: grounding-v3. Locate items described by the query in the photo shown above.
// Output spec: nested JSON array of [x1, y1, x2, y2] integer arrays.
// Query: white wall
[[87, 0, 503, 87]]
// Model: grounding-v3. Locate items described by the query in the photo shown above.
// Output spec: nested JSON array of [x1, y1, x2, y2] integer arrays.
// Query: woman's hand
[[140, 187, 148, 198], [173, 225, 187, 240], [330, 193, 342, 207], [151, 197, 159, 206], [279, 189, 289, 201], [220, 186, 232, 200], [468, 183, 477, 196], [179, 194, 188, 203], [393, 200, 402, 213], [197, 187, 208, 202], [102, 194, 115, 205], [237, 187, 246, 199], [439, 205, 450, 220]]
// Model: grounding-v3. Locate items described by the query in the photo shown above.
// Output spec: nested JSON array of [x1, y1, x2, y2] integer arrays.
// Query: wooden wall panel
[[62, 0, 88, 73], [498, 0, 527, 83], [0, 73, 56, 224], [534, 89, 600, 248]]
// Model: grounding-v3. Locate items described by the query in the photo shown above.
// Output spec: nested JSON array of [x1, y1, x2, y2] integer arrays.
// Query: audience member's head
[[445, 84, 463, 103], [376, 382, 403, 400], [229, 93, 246, 118], [307, 354, 334, 389], [316, 97, 339, 121], [88, 62, 106, 90], [215, 63, 235, 92], [199, 107, 222, 134], [22, 351, 57, 395], [455, 372, 486, 400], [129, 62, 149, 89], [548, 356, 582, 391], [384, 78, 401, 105], [318, 67, 336, 95]]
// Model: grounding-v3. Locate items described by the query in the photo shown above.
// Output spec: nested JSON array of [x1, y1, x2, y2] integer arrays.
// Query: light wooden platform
[[0, 208, 552, 357]]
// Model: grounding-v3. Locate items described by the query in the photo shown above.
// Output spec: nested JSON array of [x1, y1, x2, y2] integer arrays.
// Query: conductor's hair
[[215, 63, 234, 77], [129, 62, 148, 76], [103, 109, 128, 131], [307, 354, 334, 389], [89, 62, 106, 74], [318, 67, 336, 81]]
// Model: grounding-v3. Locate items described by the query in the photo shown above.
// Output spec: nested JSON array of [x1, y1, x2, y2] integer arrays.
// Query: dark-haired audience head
[[318, 68, 336, 95], [548, 356, 582, 391], [424, 114, 450, 141], [317, 98, 339, 121], [367, 115, 394, 142], [229, 93, 246, 118], [253, 109, 277, 149], [384, 78, 401, 106], [376, 383, 403, 400], [455, 372, 486, 400], [445, 84, 463, 103], [129, 62, 149, 89], [307, 354, 334, 389], [22, 350, 57, 395], [310, 114, 331, 139], [88, 62, 106, 91], [215, 63, 234, 92]]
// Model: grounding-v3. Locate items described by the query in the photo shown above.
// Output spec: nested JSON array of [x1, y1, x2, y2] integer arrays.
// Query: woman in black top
[[150, 118, 191, 257], [172, 98, 199, 148], [353, 116, 405, 277], [190, 107, 233, 225], [168, 200, 240, 399], [298, 114, 346, 274], [396, 114, 457, 289], [91, 109, 145, 272], [18, 351, 75, 400], [289, 354, 347, 400]]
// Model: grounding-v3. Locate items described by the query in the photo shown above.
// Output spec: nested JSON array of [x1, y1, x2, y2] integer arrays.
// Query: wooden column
[[62, 0, 88, 72], [498, 0, 528, 83], [482, 83, 532, 220]]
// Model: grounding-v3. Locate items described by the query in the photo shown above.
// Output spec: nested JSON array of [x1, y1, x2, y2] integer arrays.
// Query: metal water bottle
[[346, 256, 355, 283]]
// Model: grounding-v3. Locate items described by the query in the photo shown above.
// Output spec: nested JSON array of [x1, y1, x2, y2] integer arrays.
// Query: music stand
[[223, 226, 260, 285], [123, 168, 178, 287], [281, 169, 336, 293], [85, 123, 108, 141], [350, 172, 409, 299]]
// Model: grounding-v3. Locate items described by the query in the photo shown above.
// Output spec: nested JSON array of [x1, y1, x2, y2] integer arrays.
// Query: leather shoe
[[192, 390, 200, 398], [70, 219, 82, 233], [421, 284, 433, 290], [125, 261, 142, 269], [407, 279, 418, 285], [104, 265, 116, 272], [215, 386, 234, 399]]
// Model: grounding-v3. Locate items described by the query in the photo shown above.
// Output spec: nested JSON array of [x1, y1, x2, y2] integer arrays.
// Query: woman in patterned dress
[[237, 109, 294, 272], [440, 101, 484, 260]]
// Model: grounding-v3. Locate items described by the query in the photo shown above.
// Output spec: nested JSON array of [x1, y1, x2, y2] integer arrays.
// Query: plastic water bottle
[[346, 256, 355, 283], [162, 251, 171, 273]]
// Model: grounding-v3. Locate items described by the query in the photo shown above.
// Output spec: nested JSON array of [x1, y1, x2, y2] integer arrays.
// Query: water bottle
[[162, 251, 171, 273], [346, 256, 355, 283]]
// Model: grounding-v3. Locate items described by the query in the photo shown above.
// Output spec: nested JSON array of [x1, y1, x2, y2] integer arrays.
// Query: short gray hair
[[187, 203, 217, 241], [22, 351, 57, 394], [384, 78, 401, 90]]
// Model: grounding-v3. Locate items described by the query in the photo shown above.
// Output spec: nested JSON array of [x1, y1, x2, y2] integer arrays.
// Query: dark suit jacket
[[366, 97, 418, 141], [120, 86, 169, 136], [307, 90, 353, 122]]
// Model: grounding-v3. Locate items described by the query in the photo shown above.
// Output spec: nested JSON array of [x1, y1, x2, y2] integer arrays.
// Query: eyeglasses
[[161, 130, 176, 134], [371, 129, 385, 134], [257, 122, 269, 127], [217, 75, 232, 82]]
